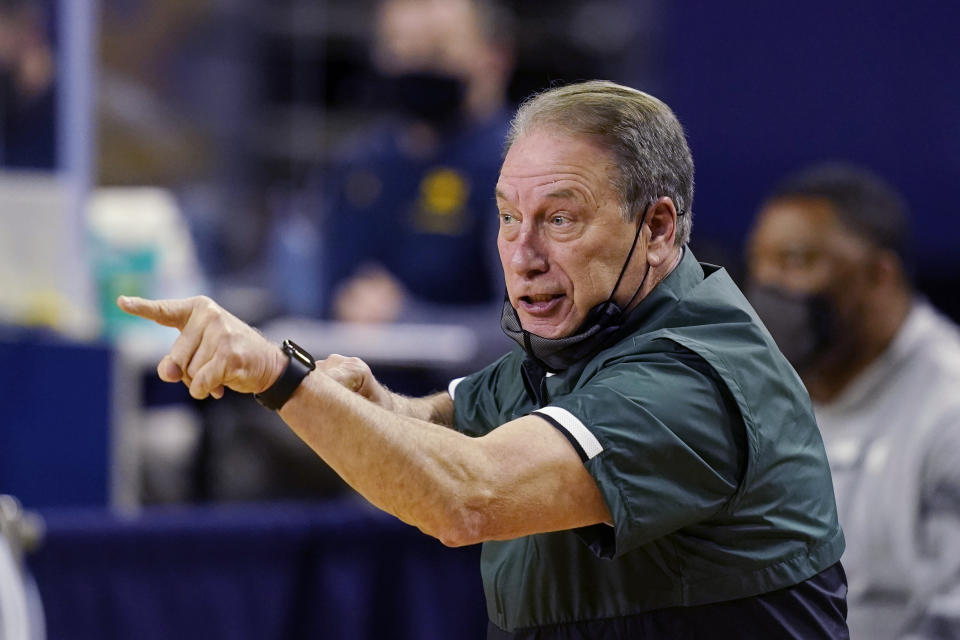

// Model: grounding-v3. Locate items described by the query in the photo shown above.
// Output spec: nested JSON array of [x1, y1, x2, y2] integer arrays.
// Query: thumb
[[116, 296, 194, 329], [157, 354, 184, 383]]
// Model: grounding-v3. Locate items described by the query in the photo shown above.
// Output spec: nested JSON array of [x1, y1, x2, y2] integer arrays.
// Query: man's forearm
[[278, 372, 483, 545], [390, 391, 455, 427]]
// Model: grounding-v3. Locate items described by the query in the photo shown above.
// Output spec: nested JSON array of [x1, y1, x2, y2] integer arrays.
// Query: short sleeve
[[533, 344, 746, 559], [450, 351, 525, 438]]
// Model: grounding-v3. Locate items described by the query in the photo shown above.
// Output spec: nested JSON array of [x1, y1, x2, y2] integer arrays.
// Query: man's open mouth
[[519, 294, 565, 315]]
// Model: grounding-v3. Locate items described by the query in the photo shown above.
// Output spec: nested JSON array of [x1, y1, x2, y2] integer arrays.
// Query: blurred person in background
[[321, 0, 514, 331], [193, 0, 517, 503], [746, 163, 960, 640], [0, 0, 55, 169]]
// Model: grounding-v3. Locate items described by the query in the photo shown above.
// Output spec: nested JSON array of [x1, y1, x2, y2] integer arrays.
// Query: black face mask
[[746, 284, 839, 371], [501, 208, 652, 373], [377, 71, 467, 127], [0, 67, 15, 112]]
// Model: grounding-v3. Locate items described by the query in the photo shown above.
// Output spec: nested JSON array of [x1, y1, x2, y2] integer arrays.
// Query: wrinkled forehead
[[496, 129, 618, 200]]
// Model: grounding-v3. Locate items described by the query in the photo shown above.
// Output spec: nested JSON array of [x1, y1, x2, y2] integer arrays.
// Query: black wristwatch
[[254, 339, 316, 411]]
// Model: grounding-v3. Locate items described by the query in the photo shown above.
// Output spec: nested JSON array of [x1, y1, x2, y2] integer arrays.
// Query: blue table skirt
[[28, 501, 487, 640]]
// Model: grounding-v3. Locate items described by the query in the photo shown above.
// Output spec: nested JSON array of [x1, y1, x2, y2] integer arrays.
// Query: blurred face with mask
[[746, 195, 909, 402], [371, 0, 511, 128]]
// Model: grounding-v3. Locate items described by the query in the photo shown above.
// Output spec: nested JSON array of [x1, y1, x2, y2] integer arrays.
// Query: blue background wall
[[643, 1, 959, 311], [0, 333, 111, 507]]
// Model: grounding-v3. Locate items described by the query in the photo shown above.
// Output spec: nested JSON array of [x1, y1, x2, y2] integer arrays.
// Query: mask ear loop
[[603, 202, 653, 312]]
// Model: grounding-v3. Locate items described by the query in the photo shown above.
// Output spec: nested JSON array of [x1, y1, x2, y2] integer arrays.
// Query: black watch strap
[[255, 339, 317, 411]]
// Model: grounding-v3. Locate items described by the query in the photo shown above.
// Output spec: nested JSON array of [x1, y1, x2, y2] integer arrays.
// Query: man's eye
[[500, 212, 515, 224], [550, 215, 568, 225], [781, 249, 815, 270]]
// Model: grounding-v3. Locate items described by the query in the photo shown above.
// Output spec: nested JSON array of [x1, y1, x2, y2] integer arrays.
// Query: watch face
[[284, 340, 316, 369]]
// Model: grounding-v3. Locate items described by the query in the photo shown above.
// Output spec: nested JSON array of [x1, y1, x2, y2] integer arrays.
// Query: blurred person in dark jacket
[[191, 1, 517, 504], [746, 162, 960, 640], [322, 0, 515, 332], [0, 0, 55, 169]]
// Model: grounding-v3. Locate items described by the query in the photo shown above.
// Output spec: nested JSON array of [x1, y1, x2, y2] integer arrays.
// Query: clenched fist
[[315, 353, 393, 410]]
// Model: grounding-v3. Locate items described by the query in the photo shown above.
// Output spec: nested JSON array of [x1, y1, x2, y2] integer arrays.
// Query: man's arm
[[313, 353, 454, 426], [279, 370, 609, 546], [393, 391, 455, 426], [118, 295, 610, 546], [899, 414, 960, 637]]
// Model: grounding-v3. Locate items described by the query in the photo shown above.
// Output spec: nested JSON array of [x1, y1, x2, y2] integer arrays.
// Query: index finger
[[116, 296, 195, 329]]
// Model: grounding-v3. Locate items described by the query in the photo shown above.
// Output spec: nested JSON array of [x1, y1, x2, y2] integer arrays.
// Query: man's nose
[[508, 227, 549, 277], [747, 257, 786, 289]]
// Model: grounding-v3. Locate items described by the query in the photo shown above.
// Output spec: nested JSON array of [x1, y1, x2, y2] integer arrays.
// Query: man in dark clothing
[[121, 80, 848, 639], [322, 0, 514, 328], [0, 0, 56, 169]]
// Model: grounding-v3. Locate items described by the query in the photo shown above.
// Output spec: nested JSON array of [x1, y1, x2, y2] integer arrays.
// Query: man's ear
[[645, 197, 678, 267], [867, 248, 906, 288]]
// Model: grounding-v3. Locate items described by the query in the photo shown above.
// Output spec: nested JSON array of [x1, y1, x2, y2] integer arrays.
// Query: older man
[[120, 81, 847, 639]]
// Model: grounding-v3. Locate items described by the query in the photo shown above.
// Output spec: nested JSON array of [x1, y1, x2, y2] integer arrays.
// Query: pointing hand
[[117, 295, 287, 400]]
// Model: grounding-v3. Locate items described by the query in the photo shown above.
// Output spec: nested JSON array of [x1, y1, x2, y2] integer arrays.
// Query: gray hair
[[505, 80, 695, 245]]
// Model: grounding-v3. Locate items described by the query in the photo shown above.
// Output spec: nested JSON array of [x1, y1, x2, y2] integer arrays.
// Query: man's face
[[496, 129, 644, 339], [746, 196, 882, 370], [374, 0, 486, 80], [746, 196, 872, 298]]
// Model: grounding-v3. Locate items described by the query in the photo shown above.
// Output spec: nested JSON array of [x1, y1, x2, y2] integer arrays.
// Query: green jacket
[[451, 249, 844, 631]]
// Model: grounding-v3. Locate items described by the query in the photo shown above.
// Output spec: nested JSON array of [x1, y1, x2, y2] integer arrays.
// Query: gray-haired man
[[122, 81, 847, 639]]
